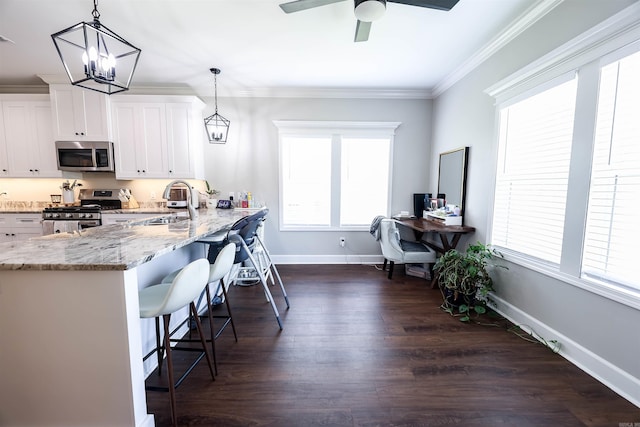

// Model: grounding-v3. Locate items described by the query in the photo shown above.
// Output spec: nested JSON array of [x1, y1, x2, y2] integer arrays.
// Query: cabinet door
[[138, 104, 168, 178], [112, 103, 140, 179], [2, 101, 61, 178], [50, 85, 111, 141], [113, 103, 168, 179], [0, 105, 9, 176], [166, 103, 195, 178]]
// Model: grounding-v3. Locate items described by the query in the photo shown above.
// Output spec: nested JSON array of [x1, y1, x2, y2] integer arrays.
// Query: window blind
[[582, 50, 640, 290], [340, 137, 390, 226], [491, 78, 578, 264], [281, 136, 332, 226]]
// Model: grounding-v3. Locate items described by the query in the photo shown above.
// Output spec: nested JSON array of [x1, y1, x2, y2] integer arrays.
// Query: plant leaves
[[474, 305, 487, 314]]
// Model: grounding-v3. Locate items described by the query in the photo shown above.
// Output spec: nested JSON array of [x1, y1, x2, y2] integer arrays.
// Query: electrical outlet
[[339, 237, 345, 247], [150, 191, 156, 200]]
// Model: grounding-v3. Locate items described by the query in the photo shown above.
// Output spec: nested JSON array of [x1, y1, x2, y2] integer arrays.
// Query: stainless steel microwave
[[55, 141, 115, 172]]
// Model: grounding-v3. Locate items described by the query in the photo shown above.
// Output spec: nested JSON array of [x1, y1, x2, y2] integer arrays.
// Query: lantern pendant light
[[51, 0, 141, 95], [204, 68, 230, 144]]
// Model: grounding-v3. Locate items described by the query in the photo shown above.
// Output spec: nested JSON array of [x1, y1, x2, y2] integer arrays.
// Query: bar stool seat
[[139, 258, 214, 427]]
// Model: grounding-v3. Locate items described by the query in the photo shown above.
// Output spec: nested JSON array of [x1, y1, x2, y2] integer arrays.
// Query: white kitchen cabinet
[[0, 106, 9, 177], [0, 95, 63, 178], [0, 213, 43, 242], [111, 102, 168, 179], [49, 84, 112, 141], [111, 95, 205, 180]]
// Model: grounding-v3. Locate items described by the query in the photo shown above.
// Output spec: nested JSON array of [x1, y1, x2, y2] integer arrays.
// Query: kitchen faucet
[[163, 180, 197, 220]]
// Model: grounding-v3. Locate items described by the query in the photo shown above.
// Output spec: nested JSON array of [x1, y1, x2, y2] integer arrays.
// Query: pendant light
[[51, 0, 141, 95], [204, 68, 230, 144]]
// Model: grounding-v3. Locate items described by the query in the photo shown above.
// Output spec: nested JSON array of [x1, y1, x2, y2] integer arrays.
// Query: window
[[492, 76, 577, 264], [582, 50, 640, 291], [485, 9, 640, 307], [275, 121, 399, 230]]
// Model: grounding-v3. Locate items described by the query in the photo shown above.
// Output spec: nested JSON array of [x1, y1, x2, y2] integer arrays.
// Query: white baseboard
[[492, 294, 640, 408], [271, 254, 382, 264]]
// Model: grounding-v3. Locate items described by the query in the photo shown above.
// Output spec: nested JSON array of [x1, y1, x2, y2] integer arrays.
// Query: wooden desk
[[397, 218, 475, 288], [397, 217, 475, 254]]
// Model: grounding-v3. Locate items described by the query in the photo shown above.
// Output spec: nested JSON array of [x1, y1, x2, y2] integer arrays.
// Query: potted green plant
[[203, 181, 220, 208], [204, 181, 220, 198], [434, 242, 506, 322]]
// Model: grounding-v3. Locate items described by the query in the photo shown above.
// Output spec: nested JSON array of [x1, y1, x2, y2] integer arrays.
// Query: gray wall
[[201, 96, 433, 261], [430, 0, 639, 404]]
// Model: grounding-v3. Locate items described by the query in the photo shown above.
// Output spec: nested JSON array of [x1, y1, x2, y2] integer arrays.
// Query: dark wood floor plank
[[145, 264, 640, 427]]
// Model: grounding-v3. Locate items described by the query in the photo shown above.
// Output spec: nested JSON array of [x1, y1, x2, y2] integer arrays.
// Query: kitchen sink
[[142, 216, 188, 226]]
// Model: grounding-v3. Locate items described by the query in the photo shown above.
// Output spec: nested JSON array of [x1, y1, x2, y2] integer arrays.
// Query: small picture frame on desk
[[216, 199, 233, 209]]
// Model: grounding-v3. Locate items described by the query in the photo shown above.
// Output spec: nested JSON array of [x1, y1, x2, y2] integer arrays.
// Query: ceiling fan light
[[354, 0, 386, 22]]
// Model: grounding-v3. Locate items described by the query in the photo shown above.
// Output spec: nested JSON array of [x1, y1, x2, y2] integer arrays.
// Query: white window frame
[[274, 120, 400, 232], [484, 3, 640, 310]]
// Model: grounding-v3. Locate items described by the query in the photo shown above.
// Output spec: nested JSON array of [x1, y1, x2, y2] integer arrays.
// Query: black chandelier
[[204, 68, 230, 144], [51, 0, 141, 95]]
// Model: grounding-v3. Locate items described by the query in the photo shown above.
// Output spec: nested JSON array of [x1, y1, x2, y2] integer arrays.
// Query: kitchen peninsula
[[0, 208, 256, 427]]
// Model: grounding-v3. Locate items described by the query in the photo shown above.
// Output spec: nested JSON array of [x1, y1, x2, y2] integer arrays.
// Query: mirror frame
[[437, 146, 469, 221]]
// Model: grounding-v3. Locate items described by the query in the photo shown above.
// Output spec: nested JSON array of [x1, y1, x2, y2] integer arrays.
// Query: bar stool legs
[[139, 258, 214, 427]]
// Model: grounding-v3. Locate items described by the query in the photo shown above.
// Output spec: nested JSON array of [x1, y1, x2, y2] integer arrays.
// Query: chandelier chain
[[214, 72, 219, 114], [92, 0, 100, 21]]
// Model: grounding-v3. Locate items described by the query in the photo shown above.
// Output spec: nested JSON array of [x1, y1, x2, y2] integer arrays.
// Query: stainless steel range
[[42, 188, 125, 234]]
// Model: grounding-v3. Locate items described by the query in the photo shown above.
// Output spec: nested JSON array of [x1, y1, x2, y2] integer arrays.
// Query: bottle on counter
[[241, 191, 248, 208]]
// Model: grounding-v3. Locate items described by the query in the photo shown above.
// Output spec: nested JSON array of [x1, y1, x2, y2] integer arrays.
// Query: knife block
[[122, 197, 140, 209]]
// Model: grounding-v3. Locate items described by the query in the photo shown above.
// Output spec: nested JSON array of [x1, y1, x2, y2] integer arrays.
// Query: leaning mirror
[[437, 146, 469, 220]]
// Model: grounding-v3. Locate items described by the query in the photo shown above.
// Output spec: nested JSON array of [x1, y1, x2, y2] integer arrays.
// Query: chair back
[[208, 242, 236, 282], [156, 258, 210, 316], [379, 219, 404, 262], [209, 209, 268, 264]]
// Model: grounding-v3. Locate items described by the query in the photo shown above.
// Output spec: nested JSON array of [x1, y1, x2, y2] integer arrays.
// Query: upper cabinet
[[0, 105, 9, 177], [0, 95, 64, 178], [111, 95, 205, 180], [49, 84, 112, 141]]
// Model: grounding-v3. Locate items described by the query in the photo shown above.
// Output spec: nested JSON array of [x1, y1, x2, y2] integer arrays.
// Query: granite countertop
[[0, 208, 262, 271]]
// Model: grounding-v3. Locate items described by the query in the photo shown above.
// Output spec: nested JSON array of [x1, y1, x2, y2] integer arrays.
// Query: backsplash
[[0, 176, 211, 205]]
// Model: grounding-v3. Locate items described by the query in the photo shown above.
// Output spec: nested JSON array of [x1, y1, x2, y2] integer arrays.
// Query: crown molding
[[32, 74, 433, 100], [0, 85, 49, 94], [230, 87, 433, 99], [432, 0, 565, 98], [485, 1, 640, 103]]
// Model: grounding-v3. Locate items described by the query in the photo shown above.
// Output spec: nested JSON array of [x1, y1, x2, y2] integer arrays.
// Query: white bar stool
[[161, 242, 238, 375], [139, 258, 214, 427]]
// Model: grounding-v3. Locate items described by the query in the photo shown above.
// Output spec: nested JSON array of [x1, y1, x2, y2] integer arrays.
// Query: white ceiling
[[0, 0, 545, 97]]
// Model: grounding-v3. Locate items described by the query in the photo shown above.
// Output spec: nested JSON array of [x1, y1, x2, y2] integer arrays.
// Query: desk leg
[[439, 233, 462, 252]]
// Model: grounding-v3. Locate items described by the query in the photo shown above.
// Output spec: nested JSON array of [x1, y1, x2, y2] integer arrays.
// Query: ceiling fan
[[279, 0, 460, 42]]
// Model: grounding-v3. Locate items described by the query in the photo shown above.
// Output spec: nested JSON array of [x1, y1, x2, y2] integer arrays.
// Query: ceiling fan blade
[[354, 20, 371, 43], [387, 0, 459, 11], [279, 0, 346, 13]]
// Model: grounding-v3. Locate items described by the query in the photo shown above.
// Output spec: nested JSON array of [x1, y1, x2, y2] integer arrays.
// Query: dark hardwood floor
[[145, 264, 640, 427]]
